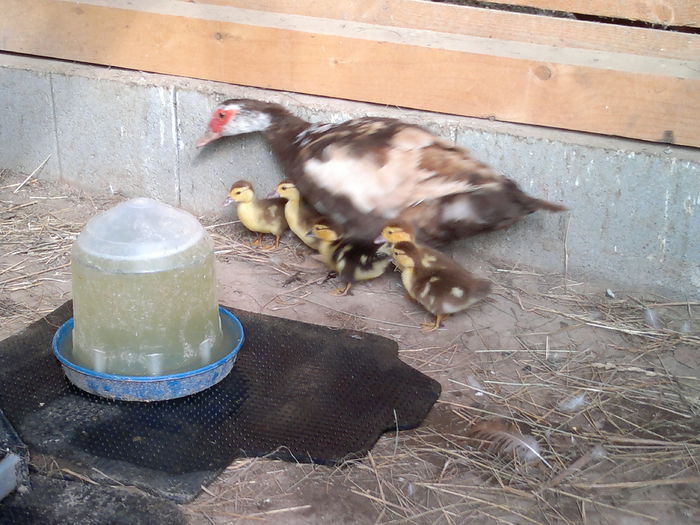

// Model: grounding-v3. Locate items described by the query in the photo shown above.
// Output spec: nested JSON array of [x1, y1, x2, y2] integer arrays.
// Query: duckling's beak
[[223, 196, 234, 206], [376, 243, 392, 257], [373, 235, 386, 245], [196, 130, 222, 148], [306, 230, 316, 238], [268, 191, 280, 199]]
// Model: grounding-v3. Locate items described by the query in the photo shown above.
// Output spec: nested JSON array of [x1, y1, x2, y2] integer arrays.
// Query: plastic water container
[[70, 198, 223, 376]]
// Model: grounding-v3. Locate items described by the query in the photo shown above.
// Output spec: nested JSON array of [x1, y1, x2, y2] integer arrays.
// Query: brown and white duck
[[198, 99, 566, 244]]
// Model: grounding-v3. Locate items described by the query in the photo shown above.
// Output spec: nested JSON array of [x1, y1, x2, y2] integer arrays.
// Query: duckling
[[308, 218, 392, 296], [379, 219, 453, 272], [225, 180, 287, 250], [391, 240, 491, 332], [379, 219, 418, 246], [275, 179, 322, 250]]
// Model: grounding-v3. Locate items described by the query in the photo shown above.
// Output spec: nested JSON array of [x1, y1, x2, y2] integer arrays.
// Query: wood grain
[[196, 0, 700, 59], [2, 0, 698, 146], [478, 0, 700, 27]]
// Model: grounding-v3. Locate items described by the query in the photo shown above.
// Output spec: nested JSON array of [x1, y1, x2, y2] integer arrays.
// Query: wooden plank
[[476, 0, 700, 27], [49, 1, 697, 80], [197, 0, 700, 60], [1, 0, 699, 147]]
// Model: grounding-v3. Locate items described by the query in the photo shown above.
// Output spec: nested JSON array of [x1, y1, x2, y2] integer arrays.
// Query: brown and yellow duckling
[[275, 179, 322, 250], [225, 180, 287, 250], [391, 240, 491, 332], [308, 218, 392, 296], [379, 219, 454, 271]]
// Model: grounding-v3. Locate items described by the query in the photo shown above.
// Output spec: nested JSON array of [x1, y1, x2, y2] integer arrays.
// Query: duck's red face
[[196, 108, 237, 148]]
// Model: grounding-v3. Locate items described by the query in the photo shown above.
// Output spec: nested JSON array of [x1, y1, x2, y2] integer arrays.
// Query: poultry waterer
[[52, 198, 244, 401]]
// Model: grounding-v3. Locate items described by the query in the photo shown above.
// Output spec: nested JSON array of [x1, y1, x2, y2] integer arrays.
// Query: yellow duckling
[[275, 179, 322, 250], [309, 218, 392, 296], [379, 219, 417, 246], [391, 240, 491, 332], [225, 180, 287, 250], [379, 219, 452, 271]]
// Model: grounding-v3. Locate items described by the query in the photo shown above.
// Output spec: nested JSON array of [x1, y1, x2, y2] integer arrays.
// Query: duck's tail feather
[[531, 198, 568, 212]]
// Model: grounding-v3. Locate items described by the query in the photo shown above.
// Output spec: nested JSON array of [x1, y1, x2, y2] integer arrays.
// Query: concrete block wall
[[1, 54, 698, 297]]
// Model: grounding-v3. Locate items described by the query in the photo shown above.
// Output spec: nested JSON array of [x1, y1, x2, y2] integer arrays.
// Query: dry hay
[[187, 287, 699, 524], [2, 170, 698, 523], [1, 170, 87, 334]]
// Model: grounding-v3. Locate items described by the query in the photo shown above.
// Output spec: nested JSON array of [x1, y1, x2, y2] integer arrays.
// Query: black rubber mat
[[1, 474, 187, 525], [0, 302, 440, 503]]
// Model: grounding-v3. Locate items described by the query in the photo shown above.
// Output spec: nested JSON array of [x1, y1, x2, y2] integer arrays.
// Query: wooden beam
[[198, 0, 700, 60], [478, 0, 700, 27], [2, 0, 699, 147]]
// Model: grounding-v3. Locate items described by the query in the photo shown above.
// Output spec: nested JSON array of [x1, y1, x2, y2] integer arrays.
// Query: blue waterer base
[[52, 307, 244, 402]]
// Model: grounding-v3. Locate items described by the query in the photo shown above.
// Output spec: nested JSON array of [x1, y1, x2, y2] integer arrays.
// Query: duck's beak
[[223, 196, 234, 206], [196, 130, 222, 148], [306, 230, 315, 238], [267, 191, 280, 199], [374, 235, 386, 245]]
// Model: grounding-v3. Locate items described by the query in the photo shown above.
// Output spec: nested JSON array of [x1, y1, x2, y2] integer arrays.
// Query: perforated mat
[[0, 302, 440, 503]]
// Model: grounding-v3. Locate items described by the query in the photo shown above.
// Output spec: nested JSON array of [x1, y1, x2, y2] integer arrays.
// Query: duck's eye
[[218, 111, 226, 119]]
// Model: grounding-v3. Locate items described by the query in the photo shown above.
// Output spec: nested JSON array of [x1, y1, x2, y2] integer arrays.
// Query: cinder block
[[0, 67, 60, 179], [1, 55, 698, 295], [51, 74, 178, 204], [454, 130, 700, 296]]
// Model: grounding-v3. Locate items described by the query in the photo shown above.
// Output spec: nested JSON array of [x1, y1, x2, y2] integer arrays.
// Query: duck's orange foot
[[420, 314, 446, 332], [330, 283, 352, 296]]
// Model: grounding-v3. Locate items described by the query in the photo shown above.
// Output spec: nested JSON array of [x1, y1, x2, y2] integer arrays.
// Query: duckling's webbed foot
[[330, 282, 352, 296], [421, 314, 447, 332], [257, 235, 281, 251]]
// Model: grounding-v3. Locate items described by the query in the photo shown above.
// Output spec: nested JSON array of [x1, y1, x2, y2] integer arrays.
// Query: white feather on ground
[[471, 419, 553, 469]]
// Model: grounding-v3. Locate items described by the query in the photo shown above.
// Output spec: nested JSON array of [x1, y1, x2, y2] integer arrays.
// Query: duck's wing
[[290, 118, 503, 238], [261, 197, 288, 225]]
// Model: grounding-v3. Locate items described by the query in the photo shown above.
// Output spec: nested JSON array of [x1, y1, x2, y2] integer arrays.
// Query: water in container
[[70, 198, 224, 376]]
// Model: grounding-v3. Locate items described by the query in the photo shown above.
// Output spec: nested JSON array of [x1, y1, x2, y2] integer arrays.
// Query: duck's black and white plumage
[[197, 99, 566, 244], [308, 217, 392, 296]]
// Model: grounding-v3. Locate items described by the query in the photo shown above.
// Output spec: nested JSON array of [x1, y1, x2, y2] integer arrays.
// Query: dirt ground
[[1, 171, 699, 524]]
